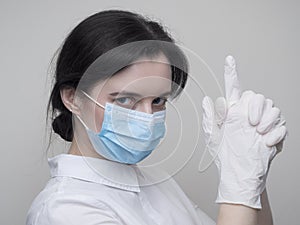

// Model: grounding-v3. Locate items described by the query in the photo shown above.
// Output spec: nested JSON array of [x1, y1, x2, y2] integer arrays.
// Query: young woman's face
[[80, 52, 172, 133]]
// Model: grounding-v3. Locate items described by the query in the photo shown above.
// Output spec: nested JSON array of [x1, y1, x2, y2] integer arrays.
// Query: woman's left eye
[[152, 97, 167, 106]]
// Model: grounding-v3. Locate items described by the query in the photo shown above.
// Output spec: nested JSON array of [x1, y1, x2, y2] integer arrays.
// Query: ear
[[60, 87, 81, 116]]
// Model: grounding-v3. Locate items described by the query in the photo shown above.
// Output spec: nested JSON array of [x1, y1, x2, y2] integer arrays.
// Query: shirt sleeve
[[31, 194, 124, 225]]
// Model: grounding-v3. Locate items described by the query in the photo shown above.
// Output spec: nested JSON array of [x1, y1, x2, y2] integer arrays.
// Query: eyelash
[[152, 97, 167, 106], [113, 97, 167, 107], [114, 97, 135, 106]]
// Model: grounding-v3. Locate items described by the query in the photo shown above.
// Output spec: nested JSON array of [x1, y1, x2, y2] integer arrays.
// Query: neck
[[68, 136, 106, 160]]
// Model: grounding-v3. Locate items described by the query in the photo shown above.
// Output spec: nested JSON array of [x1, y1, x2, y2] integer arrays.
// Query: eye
[[152, 97, 167, 107], [114, 97, 136, 108]]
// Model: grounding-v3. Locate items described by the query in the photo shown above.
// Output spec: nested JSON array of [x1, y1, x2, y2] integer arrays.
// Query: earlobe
[[60, 88, 81, 116]]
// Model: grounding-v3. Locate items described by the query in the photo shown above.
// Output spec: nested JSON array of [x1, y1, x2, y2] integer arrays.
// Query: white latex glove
[[202, 55, 287, 209]]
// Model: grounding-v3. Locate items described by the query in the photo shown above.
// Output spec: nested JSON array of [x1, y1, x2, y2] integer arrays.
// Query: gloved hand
[[202, 55, 287, 209]]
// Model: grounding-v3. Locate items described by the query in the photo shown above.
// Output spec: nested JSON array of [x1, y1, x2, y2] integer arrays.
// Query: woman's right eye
[[114, 97, 135, 107]]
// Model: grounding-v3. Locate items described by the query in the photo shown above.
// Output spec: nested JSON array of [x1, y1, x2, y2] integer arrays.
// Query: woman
[[26, 9, 287, 225]]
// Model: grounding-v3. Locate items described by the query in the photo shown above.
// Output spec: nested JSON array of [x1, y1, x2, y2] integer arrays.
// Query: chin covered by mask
[[76, 91, 166, 164]]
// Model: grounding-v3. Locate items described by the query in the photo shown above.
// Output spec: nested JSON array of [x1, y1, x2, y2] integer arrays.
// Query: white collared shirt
[[26, 154, 215, 225]]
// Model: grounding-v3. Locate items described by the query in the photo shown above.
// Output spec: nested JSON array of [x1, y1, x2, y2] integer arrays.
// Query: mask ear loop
[[80, 90, 105, 109], [75, 114, 89, 130], [68, 108, 88, 130], [72, 90, 105, 130]]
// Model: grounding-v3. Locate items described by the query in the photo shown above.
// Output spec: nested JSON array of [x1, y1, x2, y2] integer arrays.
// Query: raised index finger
[[224, 55, 241, 103]]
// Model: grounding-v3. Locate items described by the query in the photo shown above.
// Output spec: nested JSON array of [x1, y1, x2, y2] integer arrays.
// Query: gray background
[[0, 0, 299, 224]]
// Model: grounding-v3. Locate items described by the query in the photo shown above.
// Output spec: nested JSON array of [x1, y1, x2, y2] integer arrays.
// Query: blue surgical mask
[[76, 91, 166, 164]]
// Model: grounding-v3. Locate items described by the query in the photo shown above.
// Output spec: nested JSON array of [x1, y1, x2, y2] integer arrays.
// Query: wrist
[[217, 176, 266, 209]]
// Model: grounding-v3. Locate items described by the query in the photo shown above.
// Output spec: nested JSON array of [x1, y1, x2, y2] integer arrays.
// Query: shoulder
[[26, 191, 123, 225], [26, 177, 123, 225]]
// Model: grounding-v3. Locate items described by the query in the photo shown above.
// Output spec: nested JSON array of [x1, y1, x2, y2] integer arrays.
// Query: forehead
[[93, 54, 172, 97]]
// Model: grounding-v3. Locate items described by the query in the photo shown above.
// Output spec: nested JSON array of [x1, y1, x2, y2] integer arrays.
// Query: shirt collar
[[48, 154, 141, 192]]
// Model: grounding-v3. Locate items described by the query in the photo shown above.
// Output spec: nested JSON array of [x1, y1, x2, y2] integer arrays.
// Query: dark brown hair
[[48, 9, 188, 142]]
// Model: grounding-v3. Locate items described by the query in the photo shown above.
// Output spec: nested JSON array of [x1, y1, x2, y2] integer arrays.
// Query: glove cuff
[[215, 184, 265, 209], [215, 194, 262, 209]]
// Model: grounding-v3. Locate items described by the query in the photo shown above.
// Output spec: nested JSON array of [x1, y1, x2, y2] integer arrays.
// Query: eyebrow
[[109, 91, 173, 98]]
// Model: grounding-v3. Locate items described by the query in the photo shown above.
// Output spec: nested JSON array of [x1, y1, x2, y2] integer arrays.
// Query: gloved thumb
[[214, 97, 227, 126], [202, 96, 215, 136], [201, 96, 227, 164], [202, 96, 227, 134]]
